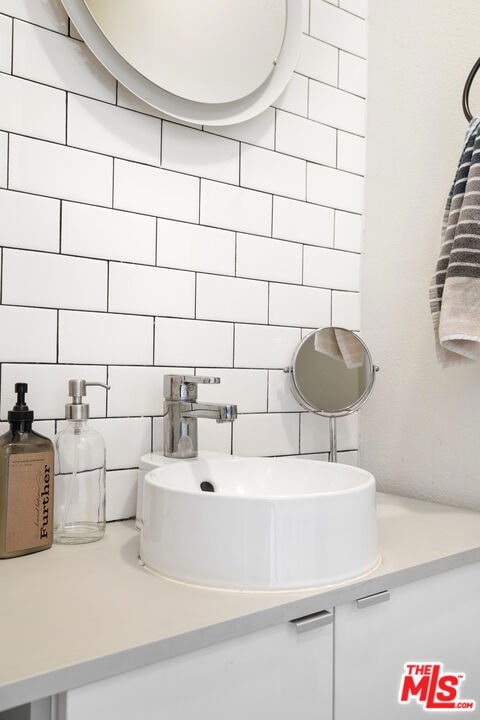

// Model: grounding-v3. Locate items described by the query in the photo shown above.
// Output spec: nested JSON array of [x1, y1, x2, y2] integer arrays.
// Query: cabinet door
[[59, 614, 333, 720], [335, 563, 480, 719]]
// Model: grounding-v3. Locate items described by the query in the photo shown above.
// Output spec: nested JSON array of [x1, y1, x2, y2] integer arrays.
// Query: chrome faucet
[[163, 375, 237, 459]]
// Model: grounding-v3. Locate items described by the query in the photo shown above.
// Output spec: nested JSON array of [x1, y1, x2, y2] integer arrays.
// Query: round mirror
[[289, 327, 377, 416], [61, 0, 302, 125]]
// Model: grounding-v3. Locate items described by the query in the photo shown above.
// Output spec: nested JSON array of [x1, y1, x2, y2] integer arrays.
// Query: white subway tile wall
[[310, 1, 367, 57], [339, 0, 368, 19], [273, 195, 334, 246], [240, 144, 306, 200], [337, 131, 366, 175], [0, 74, 66, 143], [0, 15, 12, 73], [162, 122, 240, 185], [67, 94, 162, 165], [156, 219, 235, 275], [0, 0, 68, 32], [296, 34, 338, 85], [62, 203, 156, 264], [0, 190, 60, 252], [2, 248, 108, 311], [0, 0, 366, 519], [339, 52, 367, 97], [205, 107, 276, 150], [272, 73, 308, 117], [9, 135, 113, 205]]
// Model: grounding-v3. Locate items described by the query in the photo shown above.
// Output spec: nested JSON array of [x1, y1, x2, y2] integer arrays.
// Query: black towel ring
[[463, 57, 480, 121]]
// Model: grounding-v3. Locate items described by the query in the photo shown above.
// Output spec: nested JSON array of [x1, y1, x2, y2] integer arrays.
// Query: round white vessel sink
[[140, 457, 379, 591]]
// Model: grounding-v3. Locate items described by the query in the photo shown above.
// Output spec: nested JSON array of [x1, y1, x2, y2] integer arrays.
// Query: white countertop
[[1, 491, 480, 711]]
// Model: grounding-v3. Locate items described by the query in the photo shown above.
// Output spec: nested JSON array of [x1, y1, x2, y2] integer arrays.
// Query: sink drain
[[200, 481, 215, 493]]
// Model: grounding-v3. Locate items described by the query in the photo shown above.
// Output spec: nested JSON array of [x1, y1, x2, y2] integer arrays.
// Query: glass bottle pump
[[54, 380, 110, 545]]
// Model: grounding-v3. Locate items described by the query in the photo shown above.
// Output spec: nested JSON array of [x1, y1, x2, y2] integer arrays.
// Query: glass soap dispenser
[[54, 380, 110, 545]]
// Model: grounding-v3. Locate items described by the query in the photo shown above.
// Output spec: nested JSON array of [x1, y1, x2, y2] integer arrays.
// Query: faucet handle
[[164, 374, 220, 401], [190, 375, 220, 385]]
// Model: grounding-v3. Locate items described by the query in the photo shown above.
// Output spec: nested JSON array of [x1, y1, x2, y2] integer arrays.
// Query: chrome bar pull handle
[[356, 590, 390, 609], [290, 610, 333, 633]]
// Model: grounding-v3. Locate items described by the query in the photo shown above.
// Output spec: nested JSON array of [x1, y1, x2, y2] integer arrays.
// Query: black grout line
[[0, 95, 365, 163], [0, 198, 360, 252], [238, 145, 242, 187], [273, 108, 278, 153], [111, 157, 115, 209], [9, 15, 71, 40], [154, 216, 159, 265], [306, 29, 367, 62], [234, 232, 238, 276], [151, 317, 156, 366], [159, 119, 163, 166], [301, 70, 366, 103], [5, 132, 9, 190], [106, 260, 110, 312], [58, 200, 63, 252], [9, 15, 13, 73], [0, 301, 360, 329], [0, 249, 361, 300], [2, 154, 365, 219], [197, 176, 202, 223], [298, 411, 301, 454], [64, 92, 68, 146], [193, 273, 197, 319], [105, 365, 110, 416], [321, 0, 367, 21], [55, 309, 59, 363], [336, 43, 341, 90], [2, 230, 361, 261]]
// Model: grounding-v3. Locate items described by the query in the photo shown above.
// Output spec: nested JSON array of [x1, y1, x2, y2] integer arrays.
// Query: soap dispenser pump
[[0, 383, 54, 558], [54, 380, 110, 545]]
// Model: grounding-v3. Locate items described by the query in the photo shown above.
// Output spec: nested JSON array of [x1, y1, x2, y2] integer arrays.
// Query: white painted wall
[[0, 0, 367, 519], [362, 0, 480, 508]]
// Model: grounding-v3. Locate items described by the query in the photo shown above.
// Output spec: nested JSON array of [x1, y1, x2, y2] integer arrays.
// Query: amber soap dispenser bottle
[[0, 383, 54, 558]]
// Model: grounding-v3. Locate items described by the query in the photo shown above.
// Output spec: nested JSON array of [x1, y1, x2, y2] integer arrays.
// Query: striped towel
[[430, 117, 480, 365]]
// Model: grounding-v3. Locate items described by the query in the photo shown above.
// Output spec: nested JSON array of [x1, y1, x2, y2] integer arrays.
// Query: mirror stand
[[329, 416, 337, 463]]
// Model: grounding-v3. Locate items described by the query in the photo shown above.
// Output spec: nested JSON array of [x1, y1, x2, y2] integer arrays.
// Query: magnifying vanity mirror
[[61, 0, 303, 125], [286, 327, 379, 462]]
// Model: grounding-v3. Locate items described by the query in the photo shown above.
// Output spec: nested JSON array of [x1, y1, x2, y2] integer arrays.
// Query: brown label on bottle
[[6, 451, 54, 553]]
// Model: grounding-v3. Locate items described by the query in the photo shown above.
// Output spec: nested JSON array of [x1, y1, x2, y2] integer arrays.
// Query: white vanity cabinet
[[57, 611, 334, 720], [334, 563, 480, 719]]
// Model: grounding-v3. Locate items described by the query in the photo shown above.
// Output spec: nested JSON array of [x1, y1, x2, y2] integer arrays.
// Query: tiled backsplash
[[0, 0, 367, 519]]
